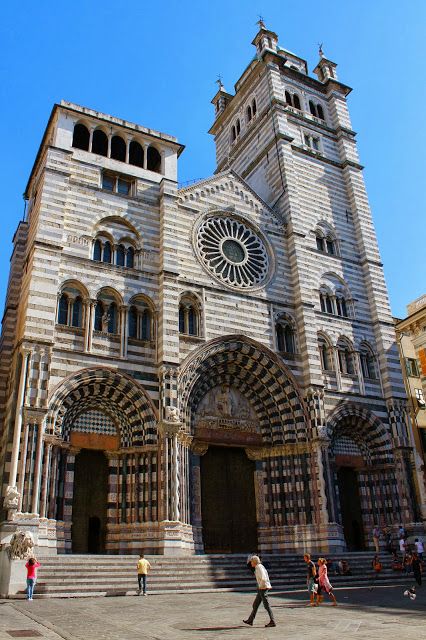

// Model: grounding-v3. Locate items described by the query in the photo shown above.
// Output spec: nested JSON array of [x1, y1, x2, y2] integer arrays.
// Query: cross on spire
[[257, 15, 266, 29], [215, 75, 224, 90], [318, 42, 324, 58]]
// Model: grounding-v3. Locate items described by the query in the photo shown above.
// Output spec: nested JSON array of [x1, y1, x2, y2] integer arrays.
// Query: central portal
[[200, 446, 257, 553], [72, 449, 108, 553]]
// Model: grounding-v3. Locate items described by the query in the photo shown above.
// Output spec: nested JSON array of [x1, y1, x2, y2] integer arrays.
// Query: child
[[25, 557, 41, 601], [136, 553, 151, 596]]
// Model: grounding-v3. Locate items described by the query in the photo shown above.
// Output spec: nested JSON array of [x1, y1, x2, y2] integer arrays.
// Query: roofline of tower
[[24, 102, 185, 198], [209, 50, 352, 136]]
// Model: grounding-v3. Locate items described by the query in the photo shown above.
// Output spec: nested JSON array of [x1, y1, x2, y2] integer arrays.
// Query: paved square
[[2, 585, 425, 640]]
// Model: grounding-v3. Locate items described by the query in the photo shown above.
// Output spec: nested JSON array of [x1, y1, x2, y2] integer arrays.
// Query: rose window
[[196, 216, 269, 288]]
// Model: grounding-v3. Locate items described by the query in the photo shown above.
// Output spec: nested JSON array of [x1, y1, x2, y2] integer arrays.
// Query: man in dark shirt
[[304, 553, 318, 606]]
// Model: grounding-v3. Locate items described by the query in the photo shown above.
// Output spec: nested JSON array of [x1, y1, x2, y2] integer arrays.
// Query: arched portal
[[44, 368, 158, 553], [326, 403, 398, 550], [179, 335, 313, 554]]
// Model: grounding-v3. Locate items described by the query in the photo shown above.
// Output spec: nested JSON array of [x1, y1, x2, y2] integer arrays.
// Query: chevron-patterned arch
[[46, 367, 157, 447], [179, 335, 309, 444], [327, 402, 392, 464]]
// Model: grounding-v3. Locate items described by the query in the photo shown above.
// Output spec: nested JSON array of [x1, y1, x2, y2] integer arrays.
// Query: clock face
[[195, 215, 270, 289]]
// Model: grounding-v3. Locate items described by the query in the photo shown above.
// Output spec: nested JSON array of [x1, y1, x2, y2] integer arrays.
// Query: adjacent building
[[0, 23, 423, 558]]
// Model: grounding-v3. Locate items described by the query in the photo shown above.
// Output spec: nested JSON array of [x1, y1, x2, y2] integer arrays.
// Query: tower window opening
[[252, 99, 257, 115], [147, 146, 161, 173], [58, 294, 69, 325], [72, 123, 90, 151], [129, 140, 144, 168], [116, 244, 125, 267], [92, 129, 108, 156], [110, 135, 126, 162], [236, 119, 241, 135], [246, 105, 252, 123]]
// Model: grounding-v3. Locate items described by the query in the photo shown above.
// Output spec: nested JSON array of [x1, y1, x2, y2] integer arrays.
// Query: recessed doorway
[[72, 449, 108, 553], [337, 466, 365, 550], [200, 446, 257, 553]]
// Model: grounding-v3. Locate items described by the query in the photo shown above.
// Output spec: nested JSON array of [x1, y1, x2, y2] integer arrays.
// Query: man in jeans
[[243, 555, 276, 628], [136, 553, 151, 596]]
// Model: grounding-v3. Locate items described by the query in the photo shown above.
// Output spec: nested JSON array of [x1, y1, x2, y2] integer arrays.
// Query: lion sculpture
[[8, 530, 35, 560]]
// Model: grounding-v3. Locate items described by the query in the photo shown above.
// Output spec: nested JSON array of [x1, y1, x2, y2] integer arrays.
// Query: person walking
[[243, 555, 276, 628], [136, 553, 151, 596], [414, 538, 424, 561], [411, 552, 422, 587], [317, 558, 337, 606], [25, 557, 41, 601], [372, 525, 381, 553], [304, 553, 318, 606]]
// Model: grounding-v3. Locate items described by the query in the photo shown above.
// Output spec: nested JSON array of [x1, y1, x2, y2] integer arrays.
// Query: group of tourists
[[373, 524, 424, 587]]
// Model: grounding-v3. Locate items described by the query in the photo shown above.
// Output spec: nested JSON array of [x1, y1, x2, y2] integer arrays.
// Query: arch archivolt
[[326, 402, 392, 464], [179, 335, 310, 445], [45, 367, 158, 448]]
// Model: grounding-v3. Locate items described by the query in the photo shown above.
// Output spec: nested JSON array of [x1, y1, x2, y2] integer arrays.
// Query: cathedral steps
[[14, 552, 415, 599]]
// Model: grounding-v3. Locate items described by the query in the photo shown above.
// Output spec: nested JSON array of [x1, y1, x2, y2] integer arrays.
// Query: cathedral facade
[[0, 24, 424, 556]]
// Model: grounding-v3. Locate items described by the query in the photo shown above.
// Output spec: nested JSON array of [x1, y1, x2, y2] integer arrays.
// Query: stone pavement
[[1, 585, 425, 640]]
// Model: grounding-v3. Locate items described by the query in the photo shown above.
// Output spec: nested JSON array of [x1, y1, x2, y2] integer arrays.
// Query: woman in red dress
[[318, 558, 337, 605]]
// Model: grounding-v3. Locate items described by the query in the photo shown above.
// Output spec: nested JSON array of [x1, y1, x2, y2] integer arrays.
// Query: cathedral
[[0, 23, 424, 558]]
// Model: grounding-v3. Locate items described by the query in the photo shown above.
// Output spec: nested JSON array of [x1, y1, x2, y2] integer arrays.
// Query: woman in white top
[[243, 556, 276, 628]]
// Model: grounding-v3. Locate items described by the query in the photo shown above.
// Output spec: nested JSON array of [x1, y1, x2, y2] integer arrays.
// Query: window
[[236, 119, 241, 135], [72, 124, 90, 151], [128, 304, 152, 341], [92, 129, 108, 156], [93, 239, 102, 261], [246, 105, 252, 123], [308, 101, 325, 121], [72, 297, 83, 328], [101, 173, 133, 196], [415, 388, 426, 408], [315, 230, 337, 256], [126, 246, 135, 268], [129, 141, 144, 168], [110, 135, 126, 162], [108, 303, 118, 333], [179, 300, 200, 336], [360, 348, 377, 380], [336, 296, 348, 318], [320, 293, 333, 314], [116, 244, 125, 267], [318, 336, 333, 371], [406, 358, 420, 377], [252, 99, 257, 116], [58, 294, 69, 325], [304, 133, 321, 151], [325, 237, 335, 255], [316, 235, 325, 252], [293, 94, 301, 110], [276, 321, 296, 354], [285, 91, 301, 110], [338, 344, 355, 375], [94, 302, 104, 331], [147, 146, 161, 173], [103, 241, 112, 264]]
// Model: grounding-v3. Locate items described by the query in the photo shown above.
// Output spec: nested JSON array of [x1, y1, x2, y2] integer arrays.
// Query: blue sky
[[0, 0, 424, 319]]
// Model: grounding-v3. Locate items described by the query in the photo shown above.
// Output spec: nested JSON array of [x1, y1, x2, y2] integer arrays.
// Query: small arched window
[[309, 100, 316, 116], [141, 309, 151, 340], [103, 241, 112, 264], [285, 91, 292, 105], [92, 130, 108, 156], [188, 307, 196, 336], [246, 105, 252, 122], [276, 321, 296, 354], [316, 234, 325, 252], [129, 141, 144, 168], [72, 124, 90, 151], [179, 306, 185, 333], [72, 296, 83, 328], [116, 244, 125, 267], [236, 119, 241, 135], [128, 306, 138, 339], [108, 302, 117, 334], [326, 237, 335, 255], [252, 99, 257, 115], [317, 104, 325, 120], [293, 94, 301, 110], [338, 342, 355, 375], [94, 302, 104, 331], [126, 246, 135, 268], [320, 292, 334, 314], [336, 296, 348, 318], [58, 294, 69, 325], [318, 336, 333, 371], [93, 239, 102, 261], [147, 146, 161, 173], [231, 126, 237, 142], [360, 346, 377, 380], [110, 135, 126, 162]]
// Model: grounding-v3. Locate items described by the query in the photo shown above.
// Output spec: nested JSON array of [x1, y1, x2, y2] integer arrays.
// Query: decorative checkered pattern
[[46, 367, 157, 447], [386, 399, 410, 447], [263, 453, 313, 526], [73, 410, 117, 435], [179, 335, 309, 444], [332, 435, 364, 457]]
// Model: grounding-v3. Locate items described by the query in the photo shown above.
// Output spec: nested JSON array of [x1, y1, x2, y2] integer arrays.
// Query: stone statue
[[165, 406, 180, 423], [216, 385, 233, 417], [4, 485, 20, 510], [8, 530, 35, 560]]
